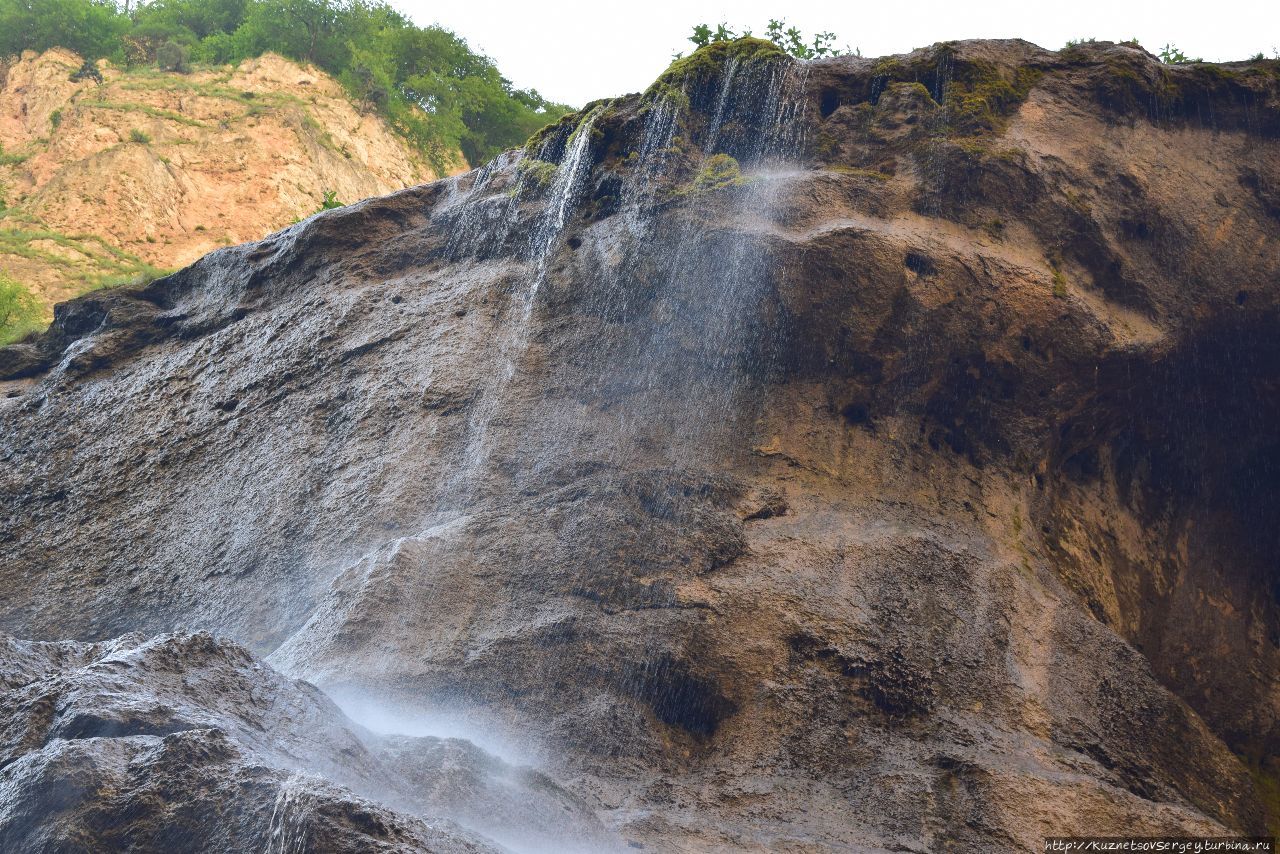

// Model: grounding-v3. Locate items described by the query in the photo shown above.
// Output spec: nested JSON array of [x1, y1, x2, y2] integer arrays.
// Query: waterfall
[[279, 45, 814, 766], [432, 106, 606, 507], [360, 47, 814, 519], [532, 53, 812, 477]]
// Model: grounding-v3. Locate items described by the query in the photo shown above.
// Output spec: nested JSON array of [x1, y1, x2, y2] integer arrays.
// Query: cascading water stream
[[266, 772, 318, 854], [429, 107, 605, 507], [702, 55, 741, 155], [315, 52, 812, 601], [536, 56, 812, 478], [500, 56, 816, 733]]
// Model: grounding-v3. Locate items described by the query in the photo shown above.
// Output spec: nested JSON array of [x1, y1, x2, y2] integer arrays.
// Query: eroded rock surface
[[0, 631, 607, 853], [2, 38, 1279, 851]]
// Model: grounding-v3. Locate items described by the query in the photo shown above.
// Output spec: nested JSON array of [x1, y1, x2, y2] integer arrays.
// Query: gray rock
[[0, 632, 610, 852]]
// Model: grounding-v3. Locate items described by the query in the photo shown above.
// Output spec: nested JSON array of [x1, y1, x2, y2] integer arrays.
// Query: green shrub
[[685, 19, 855, 59], [50, 109, 63, 129], [69, 60, 104, 83], [293, 189, 344, 222], [128, 128, 152, 144], [156, 39, 190, 72], [0, 275, 44, 346]]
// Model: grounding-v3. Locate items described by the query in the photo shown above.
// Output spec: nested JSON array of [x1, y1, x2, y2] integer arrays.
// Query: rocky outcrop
[[0, 631, 608, 852], [1, 38, 1279, 851], [0, 48, 444, 312]]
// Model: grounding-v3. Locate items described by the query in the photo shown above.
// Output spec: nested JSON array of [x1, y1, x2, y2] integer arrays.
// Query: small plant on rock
[[1159, 44, 1202, 64], [1051, 263, 1068, 298], [129, 128, 151, 144], [69, 61, 103, 84]]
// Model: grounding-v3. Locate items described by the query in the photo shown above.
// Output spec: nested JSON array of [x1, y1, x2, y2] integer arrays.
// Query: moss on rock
[[654, 37, 786, 91], [692, 153, 746, 190], [516, 157, 557, 191]]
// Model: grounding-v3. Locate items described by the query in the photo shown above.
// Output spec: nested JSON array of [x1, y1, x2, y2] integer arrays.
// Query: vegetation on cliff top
[[0, 0, 570, 167], [682, 19, 855, 60]]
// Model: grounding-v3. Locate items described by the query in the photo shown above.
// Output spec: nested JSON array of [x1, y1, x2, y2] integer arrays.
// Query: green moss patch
[[944, 62, 1042, 135], [81, 100, 208, 128], [516, 157, 557, 190], [654, 37, 785, 91]]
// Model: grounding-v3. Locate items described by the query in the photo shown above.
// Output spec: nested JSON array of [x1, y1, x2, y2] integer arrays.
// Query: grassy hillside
[[0, 48, 448, 342], [0, 0, 571, 170]]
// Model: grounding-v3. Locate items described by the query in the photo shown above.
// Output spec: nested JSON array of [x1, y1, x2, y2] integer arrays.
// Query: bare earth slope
[[0, 48, 443, 312], [1, 39, 1279, 851]]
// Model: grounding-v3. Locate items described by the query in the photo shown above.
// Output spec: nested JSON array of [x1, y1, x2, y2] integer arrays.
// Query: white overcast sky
[[401, 0, 1280, 106]]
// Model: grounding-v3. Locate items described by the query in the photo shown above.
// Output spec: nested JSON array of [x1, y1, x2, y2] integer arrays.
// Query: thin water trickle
[[702, 55, 741, 155], [266, 772, 317, 854], [526, 107, 604, 307], [433, 106, 606, 508]]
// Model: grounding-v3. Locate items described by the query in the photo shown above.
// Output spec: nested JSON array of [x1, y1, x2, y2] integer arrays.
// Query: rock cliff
[[1, 38, 1279, 852]]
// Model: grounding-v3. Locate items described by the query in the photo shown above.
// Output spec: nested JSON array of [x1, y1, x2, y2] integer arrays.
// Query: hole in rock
[[841, 402, 870, 426], [622, 655, 736, 738], [1120, 219, 1152, 240], [819, 89, 840, 118], [904, 252, 936, 276]]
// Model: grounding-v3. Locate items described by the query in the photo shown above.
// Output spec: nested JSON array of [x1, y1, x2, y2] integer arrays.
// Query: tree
[[0, 0, 129, 60], [0, 274, 42, 346]]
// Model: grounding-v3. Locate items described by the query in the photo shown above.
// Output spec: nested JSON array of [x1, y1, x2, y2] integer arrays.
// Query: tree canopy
[[0, 0, 570, 167]]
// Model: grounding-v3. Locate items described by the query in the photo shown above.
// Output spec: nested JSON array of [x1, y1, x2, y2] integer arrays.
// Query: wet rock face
[[2, 38, 1280, 851], [0, 632, 607, 853]]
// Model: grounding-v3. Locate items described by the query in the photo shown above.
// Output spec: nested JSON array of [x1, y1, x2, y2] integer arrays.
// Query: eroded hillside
[[0, 48, 446, 315]]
